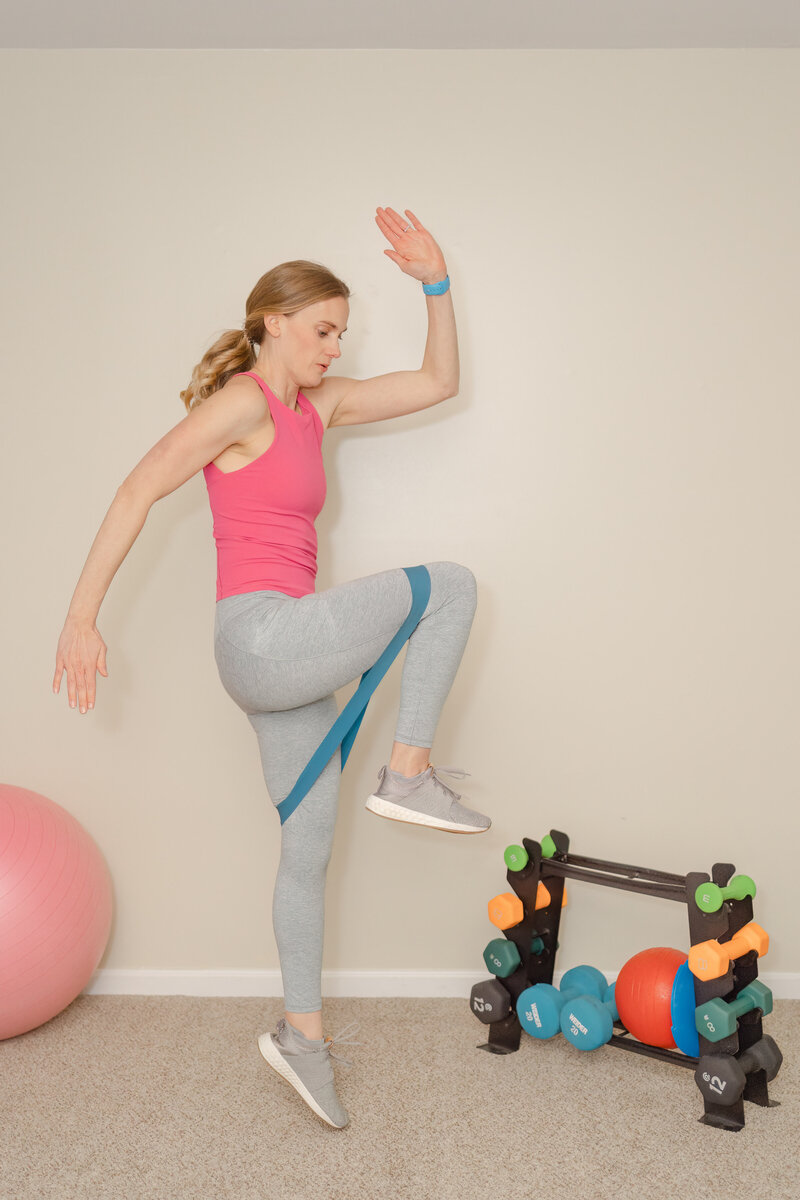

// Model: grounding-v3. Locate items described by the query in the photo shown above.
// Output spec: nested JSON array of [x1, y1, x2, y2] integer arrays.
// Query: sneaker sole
[[257, 1033, 350, 1129], [365, 793, 491, 834]]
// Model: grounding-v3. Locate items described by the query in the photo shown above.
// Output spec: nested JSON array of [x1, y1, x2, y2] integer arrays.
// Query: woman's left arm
[[327, 207, 459, 427], [379, 207, 459, 396]]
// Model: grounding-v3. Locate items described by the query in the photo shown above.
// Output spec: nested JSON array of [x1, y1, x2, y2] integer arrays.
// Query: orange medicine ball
[[614, 947, 687, 1049]]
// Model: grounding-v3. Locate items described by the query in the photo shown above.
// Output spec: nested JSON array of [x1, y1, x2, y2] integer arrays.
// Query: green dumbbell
[[504, 836, 557, 873], [483, 938, 522, 979], [694, 874, 756, 914], [695, 980, 773, 1042], [505, 845, 529, 871]]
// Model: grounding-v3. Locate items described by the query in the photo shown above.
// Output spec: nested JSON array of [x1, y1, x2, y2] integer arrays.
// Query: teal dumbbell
[[483, 938, 522, 979], [694, 874, 756, 914], [560, 983, 619, 1051], [516, 965, 609, 1039], [695, 980, 774, 1042]]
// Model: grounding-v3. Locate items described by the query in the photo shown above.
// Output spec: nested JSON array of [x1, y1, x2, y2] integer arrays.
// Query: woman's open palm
[[375, 207, 447, 285]]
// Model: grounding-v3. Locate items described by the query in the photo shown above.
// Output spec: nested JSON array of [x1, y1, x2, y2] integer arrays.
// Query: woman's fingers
[[375, 208, 404, 245], [70, 665, 85, 712], [385, 206, 415, 231], [54, 623, 105, 712], [376, 206, 422, 245], [402, 208, 425, 232]]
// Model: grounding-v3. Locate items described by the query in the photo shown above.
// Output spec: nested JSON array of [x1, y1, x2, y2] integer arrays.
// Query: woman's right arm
[[53, 377, 267, 715]]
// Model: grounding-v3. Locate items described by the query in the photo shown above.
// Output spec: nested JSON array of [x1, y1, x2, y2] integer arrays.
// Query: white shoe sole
[[365, 793, 491, 834], [257, 1032, 349, 1129]]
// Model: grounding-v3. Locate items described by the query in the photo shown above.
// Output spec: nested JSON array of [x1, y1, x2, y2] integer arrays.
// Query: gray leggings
[[212, 561, 477, 1012]]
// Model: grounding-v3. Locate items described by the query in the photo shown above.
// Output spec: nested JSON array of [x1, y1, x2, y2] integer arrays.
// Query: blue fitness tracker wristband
[[422, 274, 450, 295]]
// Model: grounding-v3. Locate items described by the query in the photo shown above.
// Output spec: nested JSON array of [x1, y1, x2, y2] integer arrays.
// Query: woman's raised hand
[[375, 207, 448, 286], [53, 618, 109, 714]]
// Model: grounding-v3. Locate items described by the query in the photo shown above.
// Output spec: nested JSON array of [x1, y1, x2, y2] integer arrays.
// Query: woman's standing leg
[[245, 696, 340, 1041]]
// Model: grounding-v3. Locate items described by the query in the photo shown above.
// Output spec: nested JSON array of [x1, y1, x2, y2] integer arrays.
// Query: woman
[[53, 205, 490, 1130]]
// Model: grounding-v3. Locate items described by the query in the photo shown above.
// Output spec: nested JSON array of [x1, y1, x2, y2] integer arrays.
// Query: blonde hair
[[180, 259, 351, 413]]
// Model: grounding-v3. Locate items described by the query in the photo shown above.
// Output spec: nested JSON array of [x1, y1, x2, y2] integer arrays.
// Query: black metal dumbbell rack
[[474, 828, 780, 1132]]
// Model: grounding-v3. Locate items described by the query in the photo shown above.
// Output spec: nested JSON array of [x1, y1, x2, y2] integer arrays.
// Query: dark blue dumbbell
[[516, 965, 610, 1039], [560, 983, 619, 1050]]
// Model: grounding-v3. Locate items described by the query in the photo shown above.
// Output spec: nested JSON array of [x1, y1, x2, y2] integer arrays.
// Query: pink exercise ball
[[0, 783, 113, 1040]]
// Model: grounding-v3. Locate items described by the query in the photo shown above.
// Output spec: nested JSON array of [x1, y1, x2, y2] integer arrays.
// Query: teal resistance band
[[275, 565, 432, 826]]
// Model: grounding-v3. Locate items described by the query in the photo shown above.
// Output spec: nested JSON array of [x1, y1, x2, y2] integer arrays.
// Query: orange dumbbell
[[688, 921, 769, 982], [488, 882, 567, 930]]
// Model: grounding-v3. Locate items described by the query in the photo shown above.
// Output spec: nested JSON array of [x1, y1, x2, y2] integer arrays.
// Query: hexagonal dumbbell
[[516, 965, 609, 1039], [688, 921, 769, 982], [694, 874, 756, 914], [695, 980, 774, 1043], [695, 1035, 783, 1106], [483, 938, 522, 979], [470, 978, 513, 1025], [487, 883, 558, 930]]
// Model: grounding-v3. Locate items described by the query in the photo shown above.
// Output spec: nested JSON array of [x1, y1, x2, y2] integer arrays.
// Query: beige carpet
[[2, 995, 797, 1200]]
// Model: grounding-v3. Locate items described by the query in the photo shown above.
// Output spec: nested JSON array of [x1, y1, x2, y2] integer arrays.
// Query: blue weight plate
[[670, 960, 700, 1056]]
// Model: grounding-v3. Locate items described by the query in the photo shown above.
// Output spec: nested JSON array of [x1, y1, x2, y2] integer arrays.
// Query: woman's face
[[266, 297, 350, 385]]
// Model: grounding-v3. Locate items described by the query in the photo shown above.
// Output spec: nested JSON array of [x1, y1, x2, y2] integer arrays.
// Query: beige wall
[[5, 49, 798, 982]]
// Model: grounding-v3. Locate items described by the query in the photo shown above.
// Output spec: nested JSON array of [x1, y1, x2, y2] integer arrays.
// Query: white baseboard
[[84, 968, 800, 1000]]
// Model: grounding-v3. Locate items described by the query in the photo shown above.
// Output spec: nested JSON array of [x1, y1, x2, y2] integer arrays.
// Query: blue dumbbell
[[516, 965, 610, 1039], [560, 982, 619, 1050]]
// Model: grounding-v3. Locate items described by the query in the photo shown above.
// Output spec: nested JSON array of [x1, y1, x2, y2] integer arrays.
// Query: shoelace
[[427, 763, 471, 801], [277, 1017, 364, 1068], [320, 1020, 363, 1068]]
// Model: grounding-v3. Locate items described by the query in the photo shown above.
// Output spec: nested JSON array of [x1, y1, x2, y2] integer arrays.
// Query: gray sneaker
[[257, 1017, 362, 1129], [365, 764, 491, 834]]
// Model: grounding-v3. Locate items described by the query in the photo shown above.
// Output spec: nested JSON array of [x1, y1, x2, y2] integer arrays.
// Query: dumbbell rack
[[475, 829, 778, 1132]]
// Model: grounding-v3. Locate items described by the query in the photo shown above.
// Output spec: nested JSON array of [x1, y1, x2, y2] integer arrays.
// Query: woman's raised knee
[[426, 561, 477, 605]]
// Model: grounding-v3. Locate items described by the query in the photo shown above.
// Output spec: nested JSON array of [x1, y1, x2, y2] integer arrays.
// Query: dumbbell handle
[[689, 921, 769, 981], [694, 874, 756, 914], [695, 981, 774, 1041], [565, 991, 618, 1021], [559, 985, 590, 1005], [738, 1037, 782, 1079], [718, 923, 766, 959]]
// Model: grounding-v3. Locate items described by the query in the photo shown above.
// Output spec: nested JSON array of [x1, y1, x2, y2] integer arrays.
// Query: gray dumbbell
[[695, 1035, 783, 1106], [470, 978, 512, 1025]]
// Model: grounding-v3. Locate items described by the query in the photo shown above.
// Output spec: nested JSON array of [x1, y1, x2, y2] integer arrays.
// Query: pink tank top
[[202, 371, 327, 600]]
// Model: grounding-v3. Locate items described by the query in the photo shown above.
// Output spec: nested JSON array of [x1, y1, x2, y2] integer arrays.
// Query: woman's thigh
[[213, 561, 474, 716], [213, 565, 418, 714]]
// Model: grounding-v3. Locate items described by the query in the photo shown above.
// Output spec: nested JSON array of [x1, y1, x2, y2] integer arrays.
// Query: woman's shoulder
[[302, 375, 349, 432]]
